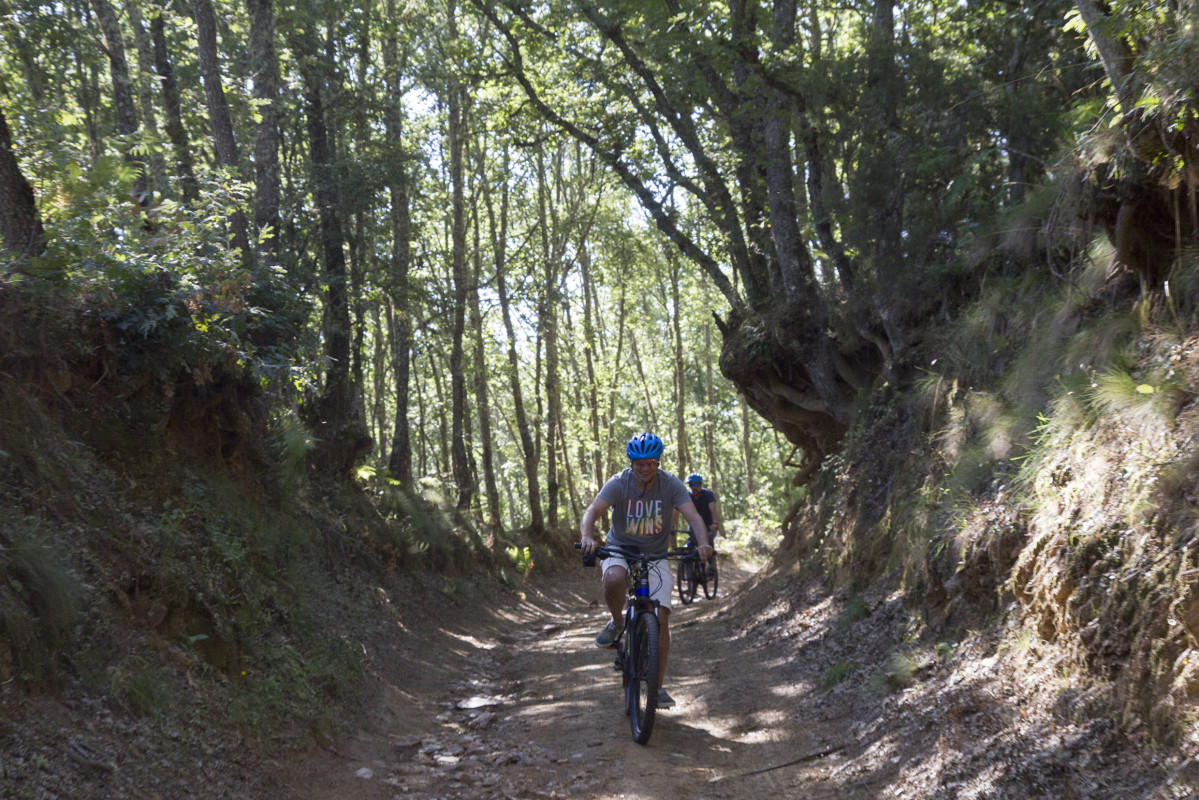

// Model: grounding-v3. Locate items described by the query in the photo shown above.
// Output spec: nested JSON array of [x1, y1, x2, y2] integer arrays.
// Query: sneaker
[[656, 688, 675, 708], [595, 620, 620, 649]]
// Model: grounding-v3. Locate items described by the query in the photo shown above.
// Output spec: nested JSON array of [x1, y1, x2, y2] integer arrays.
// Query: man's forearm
[[688, 513, 711, 547], [580, 506, 599, 540]]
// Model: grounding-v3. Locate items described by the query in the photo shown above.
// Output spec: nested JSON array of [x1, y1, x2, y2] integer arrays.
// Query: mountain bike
[[676, 531, 719, 601], [673, 531, 699, 605], [577, 542, 694, 744]]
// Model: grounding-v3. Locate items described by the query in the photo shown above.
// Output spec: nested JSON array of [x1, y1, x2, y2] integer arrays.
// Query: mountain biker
[[672, 473, 724, 551], [579, 432, 713, 709]]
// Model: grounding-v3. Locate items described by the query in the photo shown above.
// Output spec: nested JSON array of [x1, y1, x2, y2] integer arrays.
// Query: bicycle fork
[[616, 565, 656, 679]]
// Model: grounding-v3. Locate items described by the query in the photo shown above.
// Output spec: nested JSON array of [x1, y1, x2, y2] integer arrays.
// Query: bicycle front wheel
[[676, 560, 694, 605], [703, 554, 719, 599], [626, 610, 660, 744]]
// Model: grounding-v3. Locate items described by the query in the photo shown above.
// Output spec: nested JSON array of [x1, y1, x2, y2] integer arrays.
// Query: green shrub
[[819, 659, 856, 690]]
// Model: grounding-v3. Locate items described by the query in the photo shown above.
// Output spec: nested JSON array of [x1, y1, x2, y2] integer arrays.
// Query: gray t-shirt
[[599, 468, 692, 554]]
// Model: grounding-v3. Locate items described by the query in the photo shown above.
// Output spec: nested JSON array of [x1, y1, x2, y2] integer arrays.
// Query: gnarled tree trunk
[[0, 106, 44, 260]]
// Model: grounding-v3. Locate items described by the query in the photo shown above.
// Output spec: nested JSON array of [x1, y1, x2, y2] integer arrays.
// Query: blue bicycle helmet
[[626, 432, 664, 460], [686, 472, 703, 485]]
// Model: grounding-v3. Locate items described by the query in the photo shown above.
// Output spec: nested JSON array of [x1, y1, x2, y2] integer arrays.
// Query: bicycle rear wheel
[[626, 610, 660, 744], [703, 554, 718, 599], [676, 559, 695, 605]]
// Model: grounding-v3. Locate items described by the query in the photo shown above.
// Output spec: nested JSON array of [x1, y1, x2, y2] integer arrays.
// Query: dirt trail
[[274, 559, 862, 800], [272, 557, 1190, 800]]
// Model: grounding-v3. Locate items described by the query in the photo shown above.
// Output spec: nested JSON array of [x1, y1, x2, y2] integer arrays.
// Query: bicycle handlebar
[[574, 542, 697, 567]]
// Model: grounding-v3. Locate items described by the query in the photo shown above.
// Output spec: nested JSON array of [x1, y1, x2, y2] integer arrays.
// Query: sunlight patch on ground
[[736, 726, 786, 744], [768, 680, 813, 698], [570, 662, 610, 677], [680, 708, 795, 745], [444, 631, 500, 651], [760, 655, 798, 669], [952, 762, 1004, 799]]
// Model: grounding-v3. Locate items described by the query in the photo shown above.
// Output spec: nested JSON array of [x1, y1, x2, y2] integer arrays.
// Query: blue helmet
[[626, 432, 664, 460], [686, 473, 703, 485]]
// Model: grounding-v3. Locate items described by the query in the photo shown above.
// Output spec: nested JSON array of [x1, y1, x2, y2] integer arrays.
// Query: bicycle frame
[[577, 542, 693, 744]]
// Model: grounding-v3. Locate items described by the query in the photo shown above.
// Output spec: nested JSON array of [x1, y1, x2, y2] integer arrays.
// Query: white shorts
[[600, 555, 673, 610]]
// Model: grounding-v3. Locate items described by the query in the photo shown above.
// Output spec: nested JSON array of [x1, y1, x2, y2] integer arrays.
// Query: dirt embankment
[[272, 559, 1196, 800]]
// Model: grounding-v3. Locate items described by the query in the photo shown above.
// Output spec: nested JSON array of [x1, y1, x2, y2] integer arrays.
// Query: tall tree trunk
[[347, 24, 371, 405], [763, 0, 814, 305], [537, 142, 561, 529], [627, 330, 658, 432], [796, 110, 853, 293], [385, 297, 410, 479], [150, 5, 197, 202], [703, 321, 718, 485], [1074, 0, 1137, 115], [91, 0, 145, 199], [579, 240, 603, 491], [124, 1, 168, 200], [471, 146, 502, 541], [604, 286, 628, 478], [10, 20, 45, 107], [0, 105, 45, 259], [446, 0, 473, 512], [382, 0, 413, 488], [296, 23, 369, 475], [372, 301, 388, 459], [430, 349, 451, 480], [349, 209, 367, 401], [463, 379, 480, 520], [486, 144, 544, 536], [742, 399, 756, 496], [193, 0, 252, 261], [561, 294, 589, 514], [91, 0, 136, 138], [668, 251, 689, 476], [413, 348, 428, 479], [727, 0, 775, 308], [854, 0, 904, 358], [71, 0, 104, 159], [247, 0, 281, 259], [556, 405, 581, 529]]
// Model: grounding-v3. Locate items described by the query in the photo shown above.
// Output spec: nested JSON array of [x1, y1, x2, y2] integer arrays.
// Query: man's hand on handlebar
[[696, 543, 713, 563], [580, 532, 599, 555]]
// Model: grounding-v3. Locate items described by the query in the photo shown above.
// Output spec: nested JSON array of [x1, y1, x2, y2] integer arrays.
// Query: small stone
[[457, 696, 498, 710], [468, 712, 497, 730], [355, 767, 373, 780]]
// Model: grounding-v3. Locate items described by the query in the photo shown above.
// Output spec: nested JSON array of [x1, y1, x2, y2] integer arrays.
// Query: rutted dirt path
[[274, 557, 1195, 800], [274, 560, 852, 799]]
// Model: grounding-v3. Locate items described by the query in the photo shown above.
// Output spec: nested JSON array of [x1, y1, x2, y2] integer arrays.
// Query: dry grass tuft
[[1089, 367, 1181, 430]]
